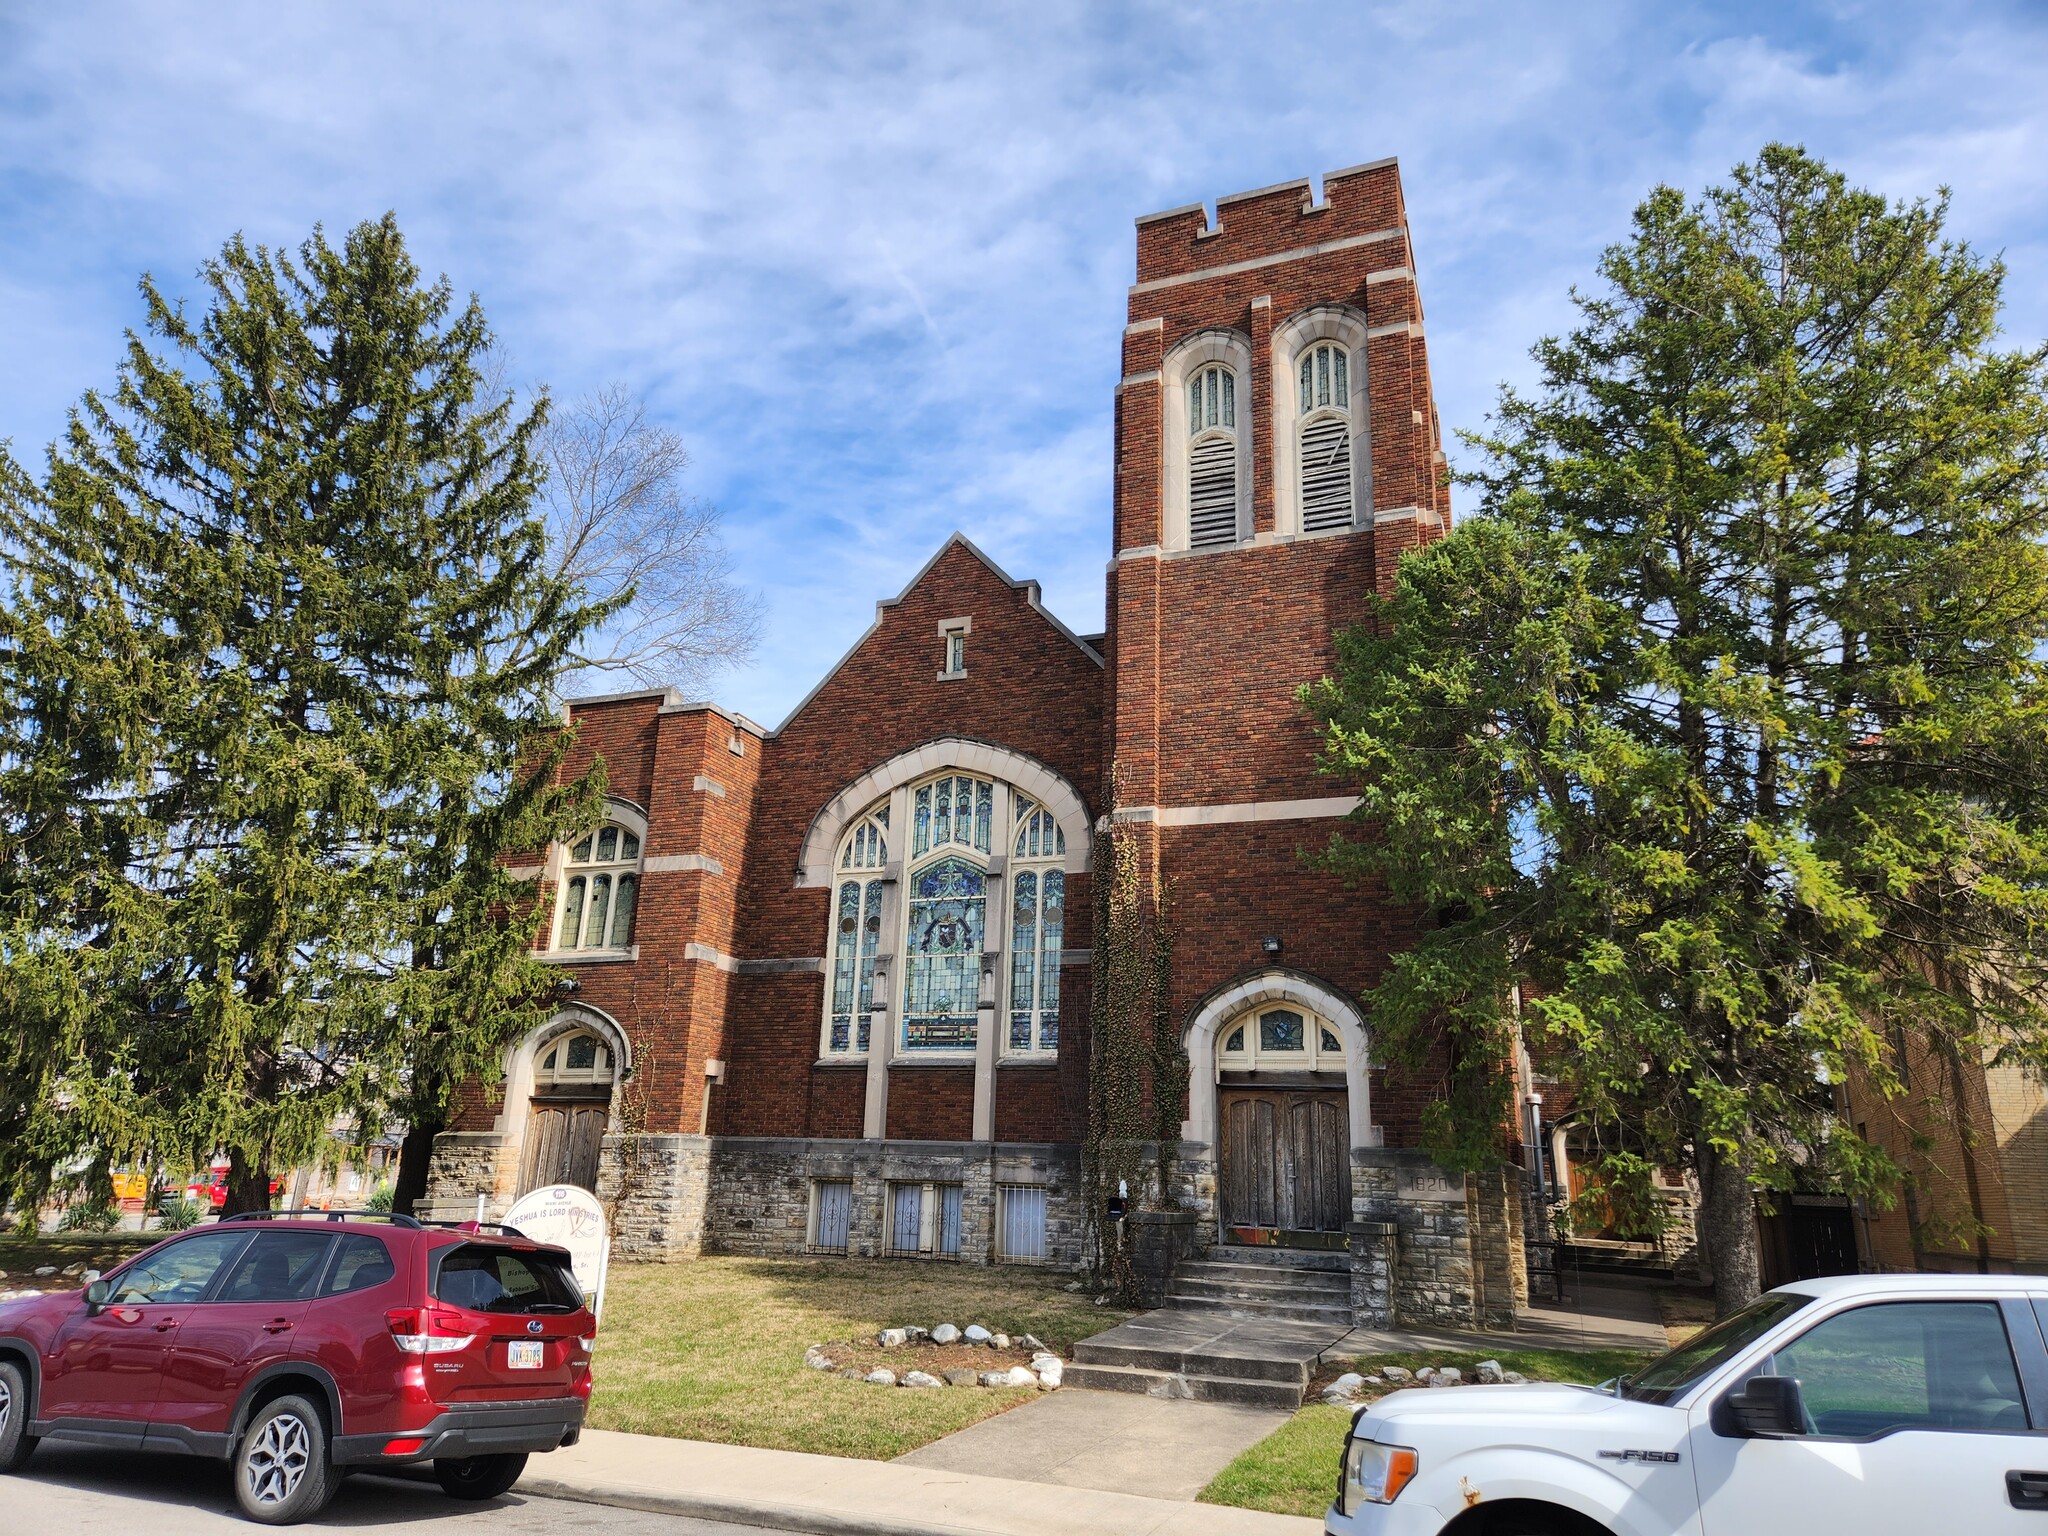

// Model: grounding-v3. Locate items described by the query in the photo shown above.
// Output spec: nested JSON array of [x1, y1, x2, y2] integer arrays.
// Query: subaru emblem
[[527, 1320, 544, 1335]]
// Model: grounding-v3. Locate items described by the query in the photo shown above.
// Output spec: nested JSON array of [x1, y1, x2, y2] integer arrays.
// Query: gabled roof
[[774, 532, 1104, 736]]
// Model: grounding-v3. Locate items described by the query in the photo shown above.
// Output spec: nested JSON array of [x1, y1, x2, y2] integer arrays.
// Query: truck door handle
[[262, 1320, 293, 1334], [154, 1319, 178, 1332], [2009, 1471, 2048, 1510]]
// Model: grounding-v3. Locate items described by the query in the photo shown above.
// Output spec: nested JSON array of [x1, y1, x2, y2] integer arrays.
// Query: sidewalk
[[518, 1427, 1320, 1536]]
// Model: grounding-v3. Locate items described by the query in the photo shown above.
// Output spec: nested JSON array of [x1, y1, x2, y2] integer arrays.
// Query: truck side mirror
[[82, 1278, 112, 1312], [1719, 1374, 1806, 1438]]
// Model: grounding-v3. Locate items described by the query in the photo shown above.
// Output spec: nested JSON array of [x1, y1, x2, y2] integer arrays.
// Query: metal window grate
[[811, 1180, 852, 1253], [887, 1182, 963, 1259], [998, 1185, 1047, 1262]]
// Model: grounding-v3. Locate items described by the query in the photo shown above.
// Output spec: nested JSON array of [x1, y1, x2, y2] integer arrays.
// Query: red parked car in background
[[186, 1163, 284, 1208], [0, 1211, 595, 1523]]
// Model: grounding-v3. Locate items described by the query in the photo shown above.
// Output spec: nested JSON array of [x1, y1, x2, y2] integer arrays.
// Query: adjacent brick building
[[422, 160, 1519, 1325]]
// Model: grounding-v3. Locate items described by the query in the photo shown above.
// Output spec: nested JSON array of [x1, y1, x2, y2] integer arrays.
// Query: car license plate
[[508, 1340, 545, 1369]]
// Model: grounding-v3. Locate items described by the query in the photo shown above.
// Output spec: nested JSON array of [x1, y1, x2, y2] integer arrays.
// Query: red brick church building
[[423, 159, 1521, 1327]]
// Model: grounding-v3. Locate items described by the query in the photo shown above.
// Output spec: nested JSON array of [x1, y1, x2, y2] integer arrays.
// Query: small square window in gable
[[936, 616, 972, 680]]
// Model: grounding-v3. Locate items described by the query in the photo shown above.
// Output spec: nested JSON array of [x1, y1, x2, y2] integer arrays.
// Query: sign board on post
[[503, 1185, 611, 1321]]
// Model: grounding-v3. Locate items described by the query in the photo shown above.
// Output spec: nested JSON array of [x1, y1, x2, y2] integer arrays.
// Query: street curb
[[519, 1474, 1003, 1536]]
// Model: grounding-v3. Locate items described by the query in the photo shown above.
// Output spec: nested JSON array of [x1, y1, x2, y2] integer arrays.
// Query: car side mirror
[[82, 1278, 112, 1311], [1719, 1374, 1806, 1438]]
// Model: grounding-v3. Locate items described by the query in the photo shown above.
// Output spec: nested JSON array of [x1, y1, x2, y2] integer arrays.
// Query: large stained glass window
[[912, 775, 993, 860], [902, 856, 985, 1052]]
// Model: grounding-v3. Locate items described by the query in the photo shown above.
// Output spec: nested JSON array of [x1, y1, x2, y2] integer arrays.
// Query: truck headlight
[[1340, 1435, 1418, 1513]]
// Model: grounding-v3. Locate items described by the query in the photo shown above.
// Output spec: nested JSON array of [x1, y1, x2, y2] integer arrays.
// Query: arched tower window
[[553, 822, 642, 951], [1297, 342, 1354, 534], [825, 802, 889, 1056], [1008, 800, 1067, 1055], [1186, 363, 1238, 549]]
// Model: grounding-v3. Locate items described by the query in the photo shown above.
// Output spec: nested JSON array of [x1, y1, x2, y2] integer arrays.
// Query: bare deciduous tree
[[538, 383, 760, 690]]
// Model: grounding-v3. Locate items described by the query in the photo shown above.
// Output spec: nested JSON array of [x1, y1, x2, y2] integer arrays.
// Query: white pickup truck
[[1326, 1273, 2048, 1536]]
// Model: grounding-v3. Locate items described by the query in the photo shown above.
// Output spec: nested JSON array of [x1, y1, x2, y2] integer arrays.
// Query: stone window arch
[[1182, 970, 1378, 1153], [1161, 330, 1254, 551], [1270, 306, 1370, 537]]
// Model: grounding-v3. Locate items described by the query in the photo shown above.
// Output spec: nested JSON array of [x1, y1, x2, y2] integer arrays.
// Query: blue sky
[[4, 2, 2045, 727]]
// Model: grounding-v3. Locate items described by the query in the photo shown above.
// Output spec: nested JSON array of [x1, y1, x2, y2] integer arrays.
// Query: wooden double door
[[519, 1096, 609, 1195], [1220, 1089, 1348, 1237]]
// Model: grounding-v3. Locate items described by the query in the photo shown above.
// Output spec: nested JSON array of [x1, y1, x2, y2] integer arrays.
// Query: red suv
[[0, 1211, 595, 1523]]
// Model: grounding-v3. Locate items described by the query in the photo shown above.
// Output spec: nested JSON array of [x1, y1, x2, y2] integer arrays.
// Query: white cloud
[[2, 0, 2044, 722]]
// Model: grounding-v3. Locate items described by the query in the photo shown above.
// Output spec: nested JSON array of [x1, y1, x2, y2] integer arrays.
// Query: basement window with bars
[[809, 1180, 854, 1254], [995, 1184, 1048, 1263], [1297, 342, 1354, 534], [887, 1181, 963, 1259], [1187, 363, 1239, 548]]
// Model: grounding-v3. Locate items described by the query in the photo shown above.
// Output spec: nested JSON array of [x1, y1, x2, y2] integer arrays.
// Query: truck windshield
[[1619, 1292, 1812, 1405]]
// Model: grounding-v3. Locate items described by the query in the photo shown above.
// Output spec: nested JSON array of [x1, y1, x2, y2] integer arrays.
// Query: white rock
[[1475, 1360, 1505, 1384], [931, 1323, 961, 1345], [1002, 1366, 1038, 1388], [1093, 1294, 1109, 1306], [900, 1371, 945, 1389], [905, 1326, 931, 1343], [1322, 1390, 1356, 1406], [804, 1347, 834, 1371], [1413, 1367, 1435, 1383], [1437, 1367, 1463, 1385], [1504, 1371, 1528, 1385], [1019, 1334, 1046, 1353], [1362, 1375, 1384, 1386], [1381, 1366, 1413, 1382], [1035, 1364, 1063, 1389], [879, 1327, 910, 1348], [992, 1332, 1011, 1350], [1063, 1281, 1084, 1292], [1331, 1372, 1366, 1395], [33, 1267, 56, 1277], [864, 1369, 898, 1387], [60, 1263, 84, 1277], [1030, 1353, 1062, 1372], [964, 1324, 992, 1345], [978, 1370, 1010, 1387]]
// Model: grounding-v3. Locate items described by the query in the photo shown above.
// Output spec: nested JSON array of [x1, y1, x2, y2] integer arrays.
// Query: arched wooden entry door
[[1216, 1007, 1349, 1245], [518, 1029, 616, 1195]]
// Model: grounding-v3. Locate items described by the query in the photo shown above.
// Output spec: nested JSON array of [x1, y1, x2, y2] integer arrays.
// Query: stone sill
[[536, 947, 639, 965]]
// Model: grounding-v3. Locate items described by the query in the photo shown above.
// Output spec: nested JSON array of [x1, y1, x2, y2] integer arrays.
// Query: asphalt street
[[10, 1444, 799, 1535]]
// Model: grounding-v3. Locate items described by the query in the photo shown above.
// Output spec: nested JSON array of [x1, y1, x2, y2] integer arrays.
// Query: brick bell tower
[[1105, 159, 1469, 1292]]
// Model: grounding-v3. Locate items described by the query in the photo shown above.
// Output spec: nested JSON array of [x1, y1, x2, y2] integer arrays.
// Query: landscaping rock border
[[804, 1323, 1065, 1391]]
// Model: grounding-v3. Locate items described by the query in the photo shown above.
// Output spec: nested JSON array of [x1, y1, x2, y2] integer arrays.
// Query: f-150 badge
[[1598, 1450, 1682, 1464]]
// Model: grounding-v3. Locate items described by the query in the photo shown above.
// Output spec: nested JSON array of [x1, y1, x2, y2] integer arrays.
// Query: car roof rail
[[418, 1220, 530, 1239], [219, 1209, 424, 1229]]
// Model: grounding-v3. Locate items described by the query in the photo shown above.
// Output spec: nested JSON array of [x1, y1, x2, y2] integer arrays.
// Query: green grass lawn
[[0, 1232, 164, 1286], [588, 1256, 1131, 1460], [1198, 1346, 1656, 1520]]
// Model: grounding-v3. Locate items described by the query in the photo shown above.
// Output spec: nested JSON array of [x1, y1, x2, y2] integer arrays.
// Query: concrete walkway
[[519, 1427, 1320, 1536], [894, 1389, 1292, 1500]]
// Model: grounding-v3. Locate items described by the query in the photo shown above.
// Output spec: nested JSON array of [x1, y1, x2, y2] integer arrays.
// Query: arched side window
[[1008, 800, 1067, 1055], [1297, 342, 1354, 534], [534, 1028, 619, 1088], [826, 801, 889, 1056], [1186, 364, 1238, 549], [554, 822, 642, 951], [1217, 1006, 1346, 1073]]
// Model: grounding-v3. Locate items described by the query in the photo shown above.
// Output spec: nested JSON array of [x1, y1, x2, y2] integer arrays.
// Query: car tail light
[[579, 1336, 596, 1352], [386, 1307, 475, 1355]]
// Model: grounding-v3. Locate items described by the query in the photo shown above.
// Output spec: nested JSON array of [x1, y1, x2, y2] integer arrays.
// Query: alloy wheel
[[0, 1375, 11, 1438], [243, 1411, 311, 1507]]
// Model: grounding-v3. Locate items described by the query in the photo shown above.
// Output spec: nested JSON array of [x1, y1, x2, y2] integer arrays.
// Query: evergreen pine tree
[[1308, 147, 2048, 1312], [0, 216, 613, 1214]]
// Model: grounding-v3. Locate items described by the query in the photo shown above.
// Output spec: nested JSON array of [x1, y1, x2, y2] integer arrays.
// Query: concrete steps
[[1162, 1247, 1354, 1327], [1067, 1305, 1355, 1410]]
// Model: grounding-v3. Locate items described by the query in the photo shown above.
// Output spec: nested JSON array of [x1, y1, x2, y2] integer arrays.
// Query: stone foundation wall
[[417, 1131, 519, 1223], [600, 1133, 712, 1260], [705, 1138, 1084, 1268], [1350, 1147, 1479, 1329]]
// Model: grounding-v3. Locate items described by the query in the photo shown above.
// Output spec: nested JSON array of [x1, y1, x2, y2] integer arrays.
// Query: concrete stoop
[[1161, 1245, 1355, 1328], [1067, 1308, 1354, 1409]]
